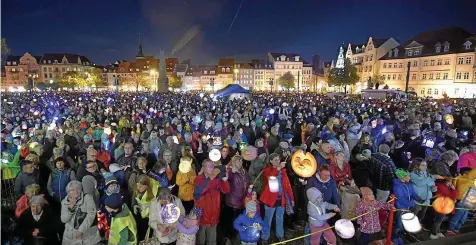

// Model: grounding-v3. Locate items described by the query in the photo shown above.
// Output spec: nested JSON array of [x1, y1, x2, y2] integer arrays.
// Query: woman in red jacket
[[430, 179, 458, 240], [330, 151, 352, 188], [260, 153, 294, 245]]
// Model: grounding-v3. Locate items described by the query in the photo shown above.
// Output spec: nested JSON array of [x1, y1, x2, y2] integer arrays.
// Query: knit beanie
[[191, 206, 203, 218], [105, 193, 122, 209], [395, 169, 410, 180], [257, 147, 267, 156], [246, 200, 257, 214], [104, 172, 118, 186]]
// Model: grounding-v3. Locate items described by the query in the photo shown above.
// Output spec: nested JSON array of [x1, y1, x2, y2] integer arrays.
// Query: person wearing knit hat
[[393, 168, 424, 238], [177, 206, 202, 245], [233, 200, 268, 245], [105, 193, 138, 245]]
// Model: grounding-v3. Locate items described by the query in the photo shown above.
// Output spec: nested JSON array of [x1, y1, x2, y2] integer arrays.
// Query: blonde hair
[[25, 184, 40, 196], [134, 175, 155, 202], [25, 154, 39, 165], [231, 155, 243, 167], [136, 157, 148, 169]]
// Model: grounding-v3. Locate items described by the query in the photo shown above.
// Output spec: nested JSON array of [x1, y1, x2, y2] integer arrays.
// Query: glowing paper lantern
[[401, 212, 421, 233], [161, 203, 181, 224], [291, 150, 317, 178], [432, 196, 455, 215], [209, 149, 221, 162], [103, 127, 112, 135], [241, 146, 258, 161], [178, 158, 192, 173], [444, 114, 454, 124], [269, 176, 279, 193], [335, 219, 355, 239]]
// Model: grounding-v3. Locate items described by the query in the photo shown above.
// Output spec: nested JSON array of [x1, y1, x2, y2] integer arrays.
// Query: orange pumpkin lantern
[[432, 196, 455, 214], [291, 149, 318, 178]]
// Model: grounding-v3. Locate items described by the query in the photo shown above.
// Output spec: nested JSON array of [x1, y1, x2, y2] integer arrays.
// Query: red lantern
[[432, 196, 455, 215], [291, 149, 317, 178]]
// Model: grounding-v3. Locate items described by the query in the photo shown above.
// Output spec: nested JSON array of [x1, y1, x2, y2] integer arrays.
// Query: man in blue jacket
[[233, 200, 268, 245]]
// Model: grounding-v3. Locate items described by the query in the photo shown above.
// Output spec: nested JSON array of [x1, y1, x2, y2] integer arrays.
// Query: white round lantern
[[335, 219, 355, 239], [401, 212, 421, 233], [103, 127, 111, 135], [161, 203, 181, 224], [209, 149, 221, 162], [268, 176, 279, 193]]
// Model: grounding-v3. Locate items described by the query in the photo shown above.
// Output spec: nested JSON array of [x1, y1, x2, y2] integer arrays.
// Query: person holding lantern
[[105, 193, 138, 245], [306, 187, 339, 245], [177, 206, 203, 245], [176, 157, 197, 214], [233, 200, 269, 245], [392, 169, 424, 239], [430, 175, 458, 239], [259, 153, 294, 245], [194, 159, 230, 245], [149, 187, 185, 244], [410, 158, 441, 221]]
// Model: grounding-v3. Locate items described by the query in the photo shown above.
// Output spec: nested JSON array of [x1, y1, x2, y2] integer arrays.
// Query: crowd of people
[[1, 91, 475, 245]]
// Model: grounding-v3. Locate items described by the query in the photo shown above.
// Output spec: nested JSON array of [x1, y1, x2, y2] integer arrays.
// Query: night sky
[[2, 0, 476, 65]]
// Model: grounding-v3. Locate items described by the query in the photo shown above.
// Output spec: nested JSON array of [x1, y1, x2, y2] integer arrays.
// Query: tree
[[370, 72, 384, 89], [129, 73, 151, 91], [278, 71, 295, 91], [88, 68, 106, 88], [59, 71, 87, 88], [327, 58, 359, 93], [1, 38, 10, 64], [169, 75, 183, 90]]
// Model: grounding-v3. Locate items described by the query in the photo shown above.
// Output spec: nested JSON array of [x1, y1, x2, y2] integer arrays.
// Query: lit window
[[398, 74, 402, 80], [464, 42, 472, 49], [429, 73, 433, 79], [430, 60, 435, 66], [414, 49, 420, 55], [458, 57, 464, 65], [444, 59, 450, 65], [408, 50, 413, 56], [393, 63, 397, 68], [466, 57, 472, 64], [421, 89, 425, 95], [444, 45, 449, 52], [387, 74, 391, 80], [422, 74, 427, 80], [423, 61, 428, 66], [412, 73, 416, 80], [413, 61, 418, 67], [399, 63, 403, 68], [427, 88, 432, 95], [463, 72, 469, 79], [434, 89, 438, 95], [436, 73, 441, 79], [437, 59, 442, 65], [436, 46, 441, 53], [443, 73, 448, 79], [13, 61, 17, 65], [456, 72, 462, 79]]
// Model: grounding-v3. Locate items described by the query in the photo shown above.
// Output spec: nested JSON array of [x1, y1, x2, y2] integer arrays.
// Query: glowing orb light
[[269, 109, 275, 114], [401, 212, 421, 233], [209, 149, 221, 162]]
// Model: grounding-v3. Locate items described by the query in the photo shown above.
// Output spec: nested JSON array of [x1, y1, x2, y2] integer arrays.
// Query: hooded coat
[[393, 179, 422, 209], [306, 187, 337, 227], [305, 173, 340, 206], [233, 211, 269, 243], [61, 193, 101, 245], [410, 171, 435, 204]]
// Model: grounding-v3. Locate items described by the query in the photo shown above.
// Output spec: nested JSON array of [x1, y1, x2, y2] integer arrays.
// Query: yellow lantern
[[432, 196, 455, 215], [179, 158, 192, 174], [291, 149, 317, 178], [401, 212, 421, 233], [444, 114, 454, 124], [268, 176, 279, 193]]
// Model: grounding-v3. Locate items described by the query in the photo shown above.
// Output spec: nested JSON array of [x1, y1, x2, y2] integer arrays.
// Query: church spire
[[136, 33, 144, 58]]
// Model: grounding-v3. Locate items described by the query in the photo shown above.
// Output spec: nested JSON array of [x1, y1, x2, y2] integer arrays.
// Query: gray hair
[[66, 180, 83, 193], [378, 144, 390, 154], [440, 150, 459, 164], [29, 195, 46, 206], [157, 187, 171, 201]]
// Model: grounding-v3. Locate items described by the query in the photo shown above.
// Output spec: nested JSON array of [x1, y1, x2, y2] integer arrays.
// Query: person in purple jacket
[[177, 206, 202, 245]]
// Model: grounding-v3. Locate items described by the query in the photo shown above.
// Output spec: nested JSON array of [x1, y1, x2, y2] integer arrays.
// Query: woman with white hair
[[16, 195, 58, 245], [61, 180, 101, 245]]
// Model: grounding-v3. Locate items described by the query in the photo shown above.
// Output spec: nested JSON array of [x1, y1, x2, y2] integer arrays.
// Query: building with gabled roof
[[267, 52, 311, 91], [379, 27, 475, 98]]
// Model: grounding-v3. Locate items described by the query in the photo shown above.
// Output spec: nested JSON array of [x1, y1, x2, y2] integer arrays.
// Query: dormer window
[[394, 49, 399, 56], [464, 41, 472, 50], [414, 49, 420, 55], [54, 60, 58, 64], [388, 51, 392, 58], [443, 42, 450, 52], [408, 50, 413, 57], [6, 62, 10, 65], [48, 60, 51, 64], [294, 56, 300, 61], [12, 61, 16, 65], [436, 46, 441, 53]]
